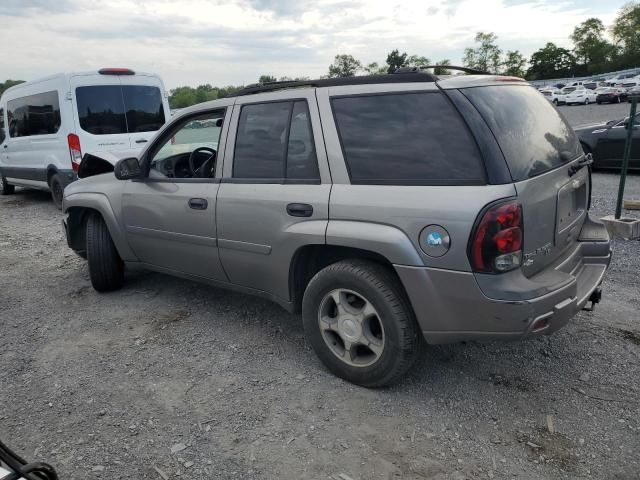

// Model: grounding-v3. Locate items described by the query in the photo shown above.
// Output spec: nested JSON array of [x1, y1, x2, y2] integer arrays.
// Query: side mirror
[[114, 157, 141, 180]]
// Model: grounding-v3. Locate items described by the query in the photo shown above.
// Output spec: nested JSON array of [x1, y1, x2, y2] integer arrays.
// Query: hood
[[573, 122, 610, 132], [64, 170, 120, 197]]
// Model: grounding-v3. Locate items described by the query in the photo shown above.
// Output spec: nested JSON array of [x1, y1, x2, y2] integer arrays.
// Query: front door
[[121, 108, 230, 282], [216, 92, 331, 303]]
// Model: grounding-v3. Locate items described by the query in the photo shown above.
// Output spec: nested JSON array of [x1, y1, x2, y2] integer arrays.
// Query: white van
[[0, 68, 170, 208]]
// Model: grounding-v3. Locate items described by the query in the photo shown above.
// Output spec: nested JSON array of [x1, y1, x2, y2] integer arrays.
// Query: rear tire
[[86, 213, 124, 292], [302, 259, 421, 387], [584, 98, 590, 105], [553, 99, 559, 106], [1, 174, 15, 195], [49, 173, 64, 210]]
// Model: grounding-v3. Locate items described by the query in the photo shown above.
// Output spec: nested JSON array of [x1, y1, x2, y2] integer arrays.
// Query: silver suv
[[63, 71, 611, 387]]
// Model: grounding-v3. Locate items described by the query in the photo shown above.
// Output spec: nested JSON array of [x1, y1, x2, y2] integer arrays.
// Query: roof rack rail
[[227, 72, 437, 97], [394, 65, 491, 75]]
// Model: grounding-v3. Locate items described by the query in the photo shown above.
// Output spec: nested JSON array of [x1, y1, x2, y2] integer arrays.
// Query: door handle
[[135, 139, 148, 144], [188, 198, 208, 210], [286, 203, 313, 217]]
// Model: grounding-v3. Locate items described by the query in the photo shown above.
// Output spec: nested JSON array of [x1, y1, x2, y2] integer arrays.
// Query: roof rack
[[228, 72, 437, 97], [395, 65, 491, 75]]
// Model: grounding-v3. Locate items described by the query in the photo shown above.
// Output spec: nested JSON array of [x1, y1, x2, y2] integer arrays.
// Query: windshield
[[562, 87, 576, 93], [463, 85, 582, 181]]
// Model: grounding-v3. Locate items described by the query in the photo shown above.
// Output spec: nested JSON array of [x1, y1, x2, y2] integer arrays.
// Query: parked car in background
[[62, 72, 610, 387], [564, 87, 598, 105], [607, 73, 638, 86], [0, 68, 170, 208], [627, 85, 640, 102], [540, 88, 563, 105], [575, 113, 640, 170], [596, 87, 628, 104], [583, 82, 597, 90]]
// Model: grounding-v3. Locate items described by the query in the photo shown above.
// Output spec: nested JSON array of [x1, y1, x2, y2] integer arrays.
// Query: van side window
[[6, 91, 61, 137], [233, 100, 319, 181], [0, 108, 5, 144], [331, 92, 485, 185]]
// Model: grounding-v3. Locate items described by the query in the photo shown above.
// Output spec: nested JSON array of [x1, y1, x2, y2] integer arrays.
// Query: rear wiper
[[568, 153, 593, 177]]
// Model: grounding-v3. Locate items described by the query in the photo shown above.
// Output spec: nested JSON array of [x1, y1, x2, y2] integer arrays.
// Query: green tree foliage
[[385, 49, 408, 73], [364, 62, 386, 75], [328, 54, 362, 78], [611, 2, 640, 67], [526, 42, 576, 80], [501, 50, 527, 77], [433, 59, 451, 75], [463, 32, 502, 73], [259, 75, 277, 83], [406, 54, 430, 68], [0, 80, 25, 96], [168, 85, 240, 109], [571, 18, 615, 74]]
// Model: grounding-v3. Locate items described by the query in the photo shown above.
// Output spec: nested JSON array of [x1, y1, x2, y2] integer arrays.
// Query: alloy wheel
[[317, 288, 385, 367]]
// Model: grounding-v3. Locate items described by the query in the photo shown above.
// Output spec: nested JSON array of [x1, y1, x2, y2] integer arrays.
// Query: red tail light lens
[[68, 134, 82, 173], [469, 200, 523, 273]]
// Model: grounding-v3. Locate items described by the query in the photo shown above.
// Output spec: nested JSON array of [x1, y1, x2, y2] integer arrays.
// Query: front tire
[[302, 259, 421, 387], [86, 213, 124, 292], [584, 98, 590, 105], [1, 174, 15, 195], [49, 173, 64, 210]]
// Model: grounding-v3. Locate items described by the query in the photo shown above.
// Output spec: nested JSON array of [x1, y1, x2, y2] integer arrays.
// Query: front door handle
[[188, 198, 208, 210], [286, 203, 313, 217], [135, 139, 148, 144]]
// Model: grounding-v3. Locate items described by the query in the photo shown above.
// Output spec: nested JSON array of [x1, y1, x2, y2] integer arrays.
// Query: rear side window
[[76, 85, 165, 135], [6, 91, 61, 137], [233, 100, 319, 180], [331, 92, 485, 185], [463, 85, 582, 181]]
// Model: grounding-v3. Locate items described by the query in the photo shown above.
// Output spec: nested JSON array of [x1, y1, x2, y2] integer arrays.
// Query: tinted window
[[464, 85, 582, 181], [332, 92, 484, 185], [122, 85, 165, 133], [77, 85, 127, 135], [0, 108, 4, 144], [7, 91, 61, 137], [233, 101, 319, 180]]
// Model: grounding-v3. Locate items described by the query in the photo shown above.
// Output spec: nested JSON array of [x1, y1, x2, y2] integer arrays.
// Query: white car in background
[[540, 88, 564, 105], [563, 87, 598, 105]]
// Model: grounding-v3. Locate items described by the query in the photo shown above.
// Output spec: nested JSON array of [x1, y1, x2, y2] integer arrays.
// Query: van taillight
[[469, 200, 523, 273], [68, 134, 82, 173]]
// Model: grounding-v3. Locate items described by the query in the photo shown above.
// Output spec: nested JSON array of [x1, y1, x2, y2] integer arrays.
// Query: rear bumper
[[395, 217, 611, 344]]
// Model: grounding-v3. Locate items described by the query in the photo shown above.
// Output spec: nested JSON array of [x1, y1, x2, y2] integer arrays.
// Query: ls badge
[[419, 225, 451, 257]]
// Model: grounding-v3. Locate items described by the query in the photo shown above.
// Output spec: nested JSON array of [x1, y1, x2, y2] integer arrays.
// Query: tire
[[302, 259, 421, 387], [1, 173, 15, 195], [86, 213, 124, 292], [49, 173, 64, 210], [584, 98, 589, 105], [596, 100, 601, 105], [553, 99, 559, 106], [617, 96, 621, 104]]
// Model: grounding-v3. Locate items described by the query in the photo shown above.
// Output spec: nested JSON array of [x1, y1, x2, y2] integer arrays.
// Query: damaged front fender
[[77, 152, 119, 179]]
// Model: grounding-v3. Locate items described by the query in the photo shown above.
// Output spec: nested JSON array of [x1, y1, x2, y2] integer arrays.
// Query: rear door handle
[[286, 203, 313, 217], [188, 198, 208, 210], [135, 139, 148, 144]]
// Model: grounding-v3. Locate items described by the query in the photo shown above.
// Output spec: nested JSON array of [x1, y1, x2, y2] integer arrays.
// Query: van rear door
[[463, 84, 587, 276]]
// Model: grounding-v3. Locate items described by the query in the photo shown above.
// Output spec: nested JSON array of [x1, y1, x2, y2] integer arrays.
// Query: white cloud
[[0, 0, 626, 88]]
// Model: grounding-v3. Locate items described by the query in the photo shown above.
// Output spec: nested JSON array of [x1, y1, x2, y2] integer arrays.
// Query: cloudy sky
[[0, 0, 628, 89]]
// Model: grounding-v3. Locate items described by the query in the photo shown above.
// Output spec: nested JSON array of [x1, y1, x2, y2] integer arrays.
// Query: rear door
[[463, 85, 588, 276], [216, 90, 331, 302]]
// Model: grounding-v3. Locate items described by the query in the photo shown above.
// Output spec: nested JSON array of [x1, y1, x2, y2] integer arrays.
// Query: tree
[[570, 18, 615, 74], [526, 42, 576, 80], [406, 54, 430, 67], [328, 54, 362, 78], [463, 32, 502, 73], [259, 75, 277, 83], [0, 80, 25, 96], [611, 2, 640, 67], [169, 86, 198, 108], [433, 59, 451, 75], [364, 62, 386, 75], [385, 49, 408, 73], [502, 50, 527, 77]]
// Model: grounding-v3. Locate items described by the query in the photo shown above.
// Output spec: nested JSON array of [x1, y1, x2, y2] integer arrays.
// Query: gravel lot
[[1, 104, 639, 480]]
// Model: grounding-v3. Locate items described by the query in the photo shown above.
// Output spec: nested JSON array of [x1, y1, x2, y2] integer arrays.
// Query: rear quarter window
[[331, 92, 485, 185], [463, 85, 582, 181]]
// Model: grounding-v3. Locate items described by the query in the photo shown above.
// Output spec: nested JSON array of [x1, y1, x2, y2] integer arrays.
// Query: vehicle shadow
[[0, 188, 52, 207]]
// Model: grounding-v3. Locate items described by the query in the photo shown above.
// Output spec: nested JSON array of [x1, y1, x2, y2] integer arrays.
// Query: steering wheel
[[188, 147, 217, 178]]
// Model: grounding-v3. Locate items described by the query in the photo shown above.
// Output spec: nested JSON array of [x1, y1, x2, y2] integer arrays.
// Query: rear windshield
[[76, 85, 165, 135], [463, 85, 582, 181], [331, 92, 485, 185]]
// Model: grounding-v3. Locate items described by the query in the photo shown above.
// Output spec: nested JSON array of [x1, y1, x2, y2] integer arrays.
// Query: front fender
[[63, 192, 137, 261], [326, 220, 423, 266]]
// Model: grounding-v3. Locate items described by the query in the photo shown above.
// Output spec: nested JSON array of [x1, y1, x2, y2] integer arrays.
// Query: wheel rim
[[585, 98, 589, 105], [318, 288, 385, 367]]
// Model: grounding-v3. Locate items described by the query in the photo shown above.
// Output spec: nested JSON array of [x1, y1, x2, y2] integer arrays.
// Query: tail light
[[68, 134, 82, 173], [469, 200, 523, 273]]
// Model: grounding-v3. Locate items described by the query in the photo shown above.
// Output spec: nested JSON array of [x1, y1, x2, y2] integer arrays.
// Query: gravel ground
[[1, 105, 639, 480]]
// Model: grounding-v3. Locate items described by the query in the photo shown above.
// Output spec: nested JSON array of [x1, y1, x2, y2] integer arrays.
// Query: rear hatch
[[463, 84, 587, 276], [70, 70, 169, 163]]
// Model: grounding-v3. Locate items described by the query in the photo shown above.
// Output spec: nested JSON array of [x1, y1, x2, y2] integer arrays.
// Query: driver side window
[[150, 110, 225, 179]]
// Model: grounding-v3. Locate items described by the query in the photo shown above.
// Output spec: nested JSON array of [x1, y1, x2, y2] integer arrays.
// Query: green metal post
[[615, 96, 638, 219]]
